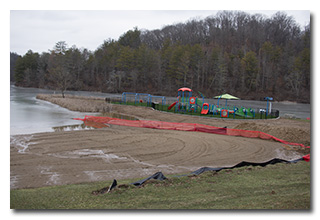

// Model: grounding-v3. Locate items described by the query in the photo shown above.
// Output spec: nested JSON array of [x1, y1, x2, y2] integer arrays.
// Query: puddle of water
[[39, 166, 61, 185], [47, 149, 128, 162], [10, 135, 34, 153], [10, 175, 19, 189], [52, 123, 96, 132]]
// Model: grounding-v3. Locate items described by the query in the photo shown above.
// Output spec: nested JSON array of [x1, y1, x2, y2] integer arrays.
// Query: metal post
[[266, 99, 269, 118], [135, 93, 138, 105]]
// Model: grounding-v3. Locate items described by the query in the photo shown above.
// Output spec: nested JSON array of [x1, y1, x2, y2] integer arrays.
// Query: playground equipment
[[201, 103, 209, 115], [233, 107, 254, 118], [264, 97, 273, 117], [178, 87, 192, 103], [168, 101, 178, 110], [176, 87, 192, 112], [119, 89, 277, 119], [167, 87, 205, 113], [166, 88, 258, 118], [221, 109, 229, 118], [212, 93, 258, 118]]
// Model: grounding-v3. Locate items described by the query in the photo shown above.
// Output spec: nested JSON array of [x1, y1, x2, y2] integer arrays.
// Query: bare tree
[[48, 65, 72, 98], [48, 41, 71, 98]]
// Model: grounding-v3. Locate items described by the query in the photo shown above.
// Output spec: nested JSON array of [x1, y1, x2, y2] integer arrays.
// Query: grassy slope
[[10, 161, 310, 209]]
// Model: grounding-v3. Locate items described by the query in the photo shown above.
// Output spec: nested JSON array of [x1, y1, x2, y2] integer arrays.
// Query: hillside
[[11, 11, 310, 102]]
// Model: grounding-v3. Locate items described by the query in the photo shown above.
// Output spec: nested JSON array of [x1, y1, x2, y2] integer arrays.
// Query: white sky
[[10, 9, 310, 55]]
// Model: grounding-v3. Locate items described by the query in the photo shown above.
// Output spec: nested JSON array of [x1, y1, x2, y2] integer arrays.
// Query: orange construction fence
[[74, 115, 310, 150]]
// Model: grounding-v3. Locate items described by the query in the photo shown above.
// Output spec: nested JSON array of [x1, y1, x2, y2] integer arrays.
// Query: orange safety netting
[[74, 115, 310, 150]]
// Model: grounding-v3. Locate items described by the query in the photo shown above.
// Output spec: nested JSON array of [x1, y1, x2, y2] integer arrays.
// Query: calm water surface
[[10, 85, 97, 135]]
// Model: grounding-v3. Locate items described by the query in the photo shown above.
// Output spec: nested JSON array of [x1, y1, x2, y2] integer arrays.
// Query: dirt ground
[[10, 99, 311, 189], [110, 104, 311, 146]]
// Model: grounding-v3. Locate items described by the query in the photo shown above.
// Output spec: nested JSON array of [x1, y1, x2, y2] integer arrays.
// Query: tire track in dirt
[[10, 125, 303, 189]]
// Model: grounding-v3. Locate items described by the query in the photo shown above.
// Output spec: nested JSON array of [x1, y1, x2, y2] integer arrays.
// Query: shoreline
[[12, 84, 311, 104]]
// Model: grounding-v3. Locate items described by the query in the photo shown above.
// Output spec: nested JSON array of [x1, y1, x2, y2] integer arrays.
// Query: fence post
[[122, 92, 126, 104]]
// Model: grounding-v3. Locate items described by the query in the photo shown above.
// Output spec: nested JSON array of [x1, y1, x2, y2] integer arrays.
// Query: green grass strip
[[11, 161, 310, 209]]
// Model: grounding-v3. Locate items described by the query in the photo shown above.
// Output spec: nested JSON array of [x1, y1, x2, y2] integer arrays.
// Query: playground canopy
[[178, 87, 192, 92], [214, 93, 240, 100], [214, 93, 240, 106]]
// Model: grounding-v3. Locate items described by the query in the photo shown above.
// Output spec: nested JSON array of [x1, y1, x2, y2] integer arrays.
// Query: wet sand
[[11, 125, 304, 189], [10, 101, 310, 189]]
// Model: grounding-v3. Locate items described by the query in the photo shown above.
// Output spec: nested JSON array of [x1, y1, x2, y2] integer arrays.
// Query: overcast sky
[[10, 10, 310, 56]]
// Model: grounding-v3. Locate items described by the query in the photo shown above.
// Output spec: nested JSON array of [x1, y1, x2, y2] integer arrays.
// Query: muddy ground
[[10, 96, 311, 189]]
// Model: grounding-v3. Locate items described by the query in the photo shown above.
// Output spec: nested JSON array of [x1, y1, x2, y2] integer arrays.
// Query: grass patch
[[11, 161, 310, 209], [36, 94, 111, 113]]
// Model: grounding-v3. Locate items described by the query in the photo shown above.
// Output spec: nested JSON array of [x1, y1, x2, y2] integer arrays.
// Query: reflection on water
[[10, 85, 139, 135], [10, 85, 98, 135], [52, 123, 96, 132]]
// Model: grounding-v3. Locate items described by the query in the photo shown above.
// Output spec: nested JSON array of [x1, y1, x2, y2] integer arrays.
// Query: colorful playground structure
[[167, 87, 258, 118], [120, 87, 278, 119]]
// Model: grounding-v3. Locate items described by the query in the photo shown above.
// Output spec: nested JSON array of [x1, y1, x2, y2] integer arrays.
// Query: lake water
[[10, 85, 98, 135], [10, 85, 310, 135]]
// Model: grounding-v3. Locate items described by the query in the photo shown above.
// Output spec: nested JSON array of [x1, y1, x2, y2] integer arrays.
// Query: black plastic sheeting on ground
[[93, 157, 306, 193], [190, 157, 304, 176], [131, 172, 167, 186], [92, 179, 117, 195], [131, 157, 305, 187]]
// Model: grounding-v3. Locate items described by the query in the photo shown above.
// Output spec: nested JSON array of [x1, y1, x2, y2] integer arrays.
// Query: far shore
[[11, 83, 311, 104]]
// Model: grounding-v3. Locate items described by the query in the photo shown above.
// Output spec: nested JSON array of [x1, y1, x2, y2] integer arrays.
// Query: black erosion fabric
[[131, 172, 167, 186], [92, 157, 306, 192], [190, 158, 304, 176], [130, 157, 305, 186], [107, 179, 117, 193], [92, 179, 118, 195]]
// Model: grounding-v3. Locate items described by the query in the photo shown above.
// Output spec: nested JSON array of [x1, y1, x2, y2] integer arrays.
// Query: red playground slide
[[168, 101, 178, 110], [201, 103, 209, 115]]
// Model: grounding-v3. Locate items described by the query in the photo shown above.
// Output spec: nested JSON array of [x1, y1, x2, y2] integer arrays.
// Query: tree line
[[10, 11, 310, 102]]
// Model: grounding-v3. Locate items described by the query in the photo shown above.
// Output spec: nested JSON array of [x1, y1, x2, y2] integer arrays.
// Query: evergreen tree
[[10, 11, 310, 102], [241, 51, 259, 92]]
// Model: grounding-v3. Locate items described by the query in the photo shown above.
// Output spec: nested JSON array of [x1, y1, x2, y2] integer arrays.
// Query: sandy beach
[[11, 95, 310, 189]]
